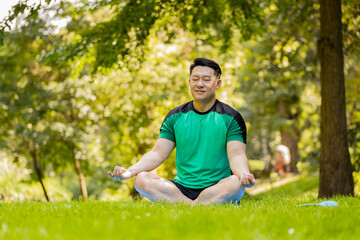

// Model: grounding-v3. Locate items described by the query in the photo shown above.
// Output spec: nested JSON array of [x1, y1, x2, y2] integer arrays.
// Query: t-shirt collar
[[191, 99, 218, 115]]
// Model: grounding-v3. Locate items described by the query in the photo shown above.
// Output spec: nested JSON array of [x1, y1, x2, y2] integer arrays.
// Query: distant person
[[108, 58, 255, 204], [274, 144, 291, 176]]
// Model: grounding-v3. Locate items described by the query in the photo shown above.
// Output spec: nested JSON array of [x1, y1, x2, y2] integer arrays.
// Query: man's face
[[189, 66, 221, 103]]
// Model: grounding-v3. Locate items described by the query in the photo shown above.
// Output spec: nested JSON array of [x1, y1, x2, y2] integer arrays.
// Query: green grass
[[1, 177, 360, 240], [253, 174, 319, 200]]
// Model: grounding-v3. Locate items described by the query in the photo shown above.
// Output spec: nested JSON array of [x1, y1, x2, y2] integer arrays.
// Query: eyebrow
[[191, 75, 212, 78]]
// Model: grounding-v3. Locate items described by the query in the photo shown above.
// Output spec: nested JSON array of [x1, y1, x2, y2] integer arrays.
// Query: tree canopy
[[0, 0, 359, 200]]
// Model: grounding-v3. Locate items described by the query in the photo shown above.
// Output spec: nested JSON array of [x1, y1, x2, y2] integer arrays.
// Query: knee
[[222, 175, 245, 202], [217, 175, 242, 194], [225, 175, 242, 192], [134, 172, 152, 192]]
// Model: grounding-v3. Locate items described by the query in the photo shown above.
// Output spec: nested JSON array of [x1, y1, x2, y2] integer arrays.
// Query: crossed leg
[[134, 172, 245, 205], [193, 175, 245, 205], [134, 172, 193, 204]]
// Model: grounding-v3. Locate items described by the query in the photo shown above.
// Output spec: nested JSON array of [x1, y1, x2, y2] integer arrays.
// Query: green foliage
[[32, 0, 265, 70], [0, 2, 102, 199], [233, 0, 320, 162], [353, 172, 360, 197], [1, 0, 360, 200], [344, 16, 360, 171], [0, 150, 72, 201], [248, 160, 265, 171], [0, 13, 63, 173], [0, 151, 30, 201], [342, 0, 360, 57]]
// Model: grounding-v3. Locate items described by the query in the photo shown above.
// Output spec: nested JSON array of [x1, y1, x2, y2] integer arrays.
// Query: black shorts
[[170, 180, 210, 200]]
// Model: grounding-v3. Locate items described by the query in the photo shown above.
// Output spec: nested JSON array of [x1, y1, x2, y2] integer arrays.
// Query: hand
[[240, 173, 255, 188], [108, 166, 132, 181]]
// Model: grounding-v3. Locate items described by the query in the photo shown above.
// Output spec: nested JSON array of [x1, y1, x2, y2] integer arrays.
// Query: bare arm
[[108, 138, 175, 181], [227, 140, 255, 187], [128, 138, 175, 175]]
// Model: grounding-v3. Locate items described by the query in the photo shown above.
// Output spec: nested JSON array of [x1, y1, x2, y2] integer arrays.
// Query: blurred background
[[0, 0, 359, 201]]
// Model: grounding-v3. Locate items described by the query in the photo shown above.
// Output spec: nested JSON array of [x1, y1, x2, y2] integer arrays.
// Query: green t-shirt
[[159, 100, 247, 189]]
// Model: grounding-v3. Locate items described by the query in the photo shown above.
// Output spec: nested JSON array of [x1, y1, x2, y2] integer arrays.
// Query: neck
[[193, 98, 217, 112]]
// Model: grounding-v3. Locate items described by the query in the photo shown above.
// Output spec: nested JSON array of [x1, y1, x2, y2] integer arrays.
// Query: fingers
[[114, 166, 121, 176], [113, 166, 123, 177], [249, 175, 256, 185], [241, 173, 255, 188], [108, 166, 131, 181], [108, 171, 118, 181], [117, 167, 130, 178], [240, 174, 249, 184]]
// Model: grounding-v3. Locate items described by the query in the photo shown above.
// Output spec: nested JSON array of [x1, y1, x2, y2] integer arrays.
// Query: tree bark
[[318, 0, 354, 197], [30, 149, 50, 201], [261, 127, 272, 175], [72, 147, 88, 200], [280, 129, 299, 173], [278, 99, 299, 173]]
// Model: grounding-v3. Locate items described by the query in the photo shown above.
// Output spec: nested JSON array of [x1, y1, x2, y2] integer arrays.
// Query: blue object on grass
[[296, 200, 339, 208]]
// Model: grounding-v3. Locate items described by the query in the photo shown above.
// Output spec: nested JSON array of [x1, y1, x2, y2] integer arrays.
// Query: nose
[[196, 80, 205, 88]]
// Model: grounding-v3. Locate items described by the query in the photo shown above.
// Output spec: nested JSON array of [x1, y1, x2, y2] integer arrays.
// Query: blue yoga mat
[[296, 200, 339, 208]]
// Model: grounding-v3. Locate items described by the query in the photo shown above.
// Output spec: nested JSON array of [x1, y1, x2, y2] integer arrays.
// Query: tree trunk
[[280, 129, 299, 173], [30, 149, 50, 201], [261, 127, 272, 175], [318, 0, 354, 197], [278, 99, 299, 173], [72, 147, 88, 200]]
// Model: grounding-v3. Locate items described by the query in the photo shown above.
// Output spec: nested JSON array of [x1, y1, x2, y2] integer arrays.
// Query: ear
[[216, 79, 222, 89]]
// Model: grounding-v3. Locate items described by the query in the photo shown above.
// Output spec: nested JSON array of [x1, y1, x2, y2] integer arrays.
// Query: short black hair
[[190, 58, 221, 78]]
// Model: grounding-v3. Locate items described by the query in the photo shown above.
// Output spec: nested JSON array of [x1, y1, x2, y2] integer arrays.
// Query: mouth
[[195, 90, 205, 93]]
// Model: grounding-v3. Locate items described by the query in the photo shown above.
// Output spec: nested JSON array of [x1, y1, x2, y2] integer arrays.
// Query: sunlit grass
[[1, 193, 359, 240], [249, 174, 319, 201], [0, 176, 357, 239]]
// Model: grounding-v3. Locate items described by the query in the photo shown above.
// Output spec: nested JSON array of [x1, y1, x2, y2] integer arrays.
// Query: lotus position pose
[[108, 58, 255, 204]]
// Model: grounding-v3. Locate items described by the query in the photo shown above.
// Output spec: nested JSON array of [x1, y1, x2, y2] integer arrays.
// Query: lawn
[[1, 176, 359, 240]]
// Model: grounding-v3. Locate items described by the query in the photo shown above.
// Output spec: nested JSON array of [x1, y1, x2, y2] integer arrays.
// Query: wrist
[[236, 171, 250, 177], [126, 168, 135, 177]]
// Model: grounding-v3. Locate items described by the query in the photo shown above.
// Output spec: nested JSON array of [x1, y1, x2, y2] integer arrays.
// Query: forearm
[[127, 150, 165, 177], [229, 154, 251, 179]]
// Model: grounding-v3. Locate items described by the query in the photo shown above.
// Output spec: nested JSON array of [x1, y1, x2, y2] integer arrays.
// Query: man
[[108, 58, 255, 204], [274, 144, 291, 176]]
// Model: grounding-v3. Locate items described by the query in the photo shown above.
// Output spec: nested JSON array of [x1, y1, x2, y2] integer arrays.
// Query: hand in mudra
[[240, 173, 255, 188], [108, 166, 132, 181]]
